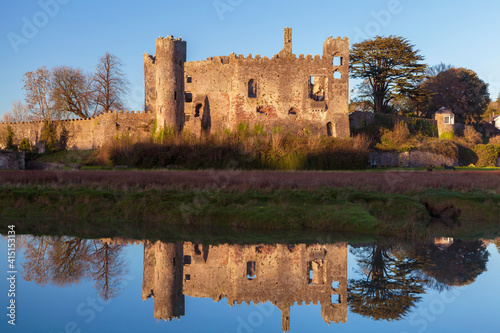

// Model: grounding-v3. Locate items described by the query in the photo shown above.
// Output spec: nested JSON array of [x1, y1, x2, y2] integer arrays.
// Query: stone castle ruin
[[145, 27, 350, 137], [0, 28, 349, 151]]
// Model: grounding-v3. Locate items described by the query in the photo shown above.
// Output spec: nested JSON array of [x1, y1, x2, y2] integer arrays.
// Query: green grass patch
[[0, 185, 498, 241], [35, 150, 95, 164]]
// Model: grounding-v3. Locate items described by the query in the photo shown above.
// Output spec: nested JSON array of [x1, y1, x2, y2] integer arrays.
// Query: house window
[[185, 92, 193, 103], [333, 71, 342, 79], [187, 76, 192, 83], [248, 79, 257, 98], [183, 255, 191, 265], [444, 116, 450, 124]]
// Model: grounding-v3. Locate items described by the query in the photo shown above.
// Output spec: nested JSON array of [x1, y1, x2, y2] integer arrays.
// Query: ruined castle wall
[[144, 54, 157, 113], [183, 45, 350, 137], [0, 111, 155, 151]]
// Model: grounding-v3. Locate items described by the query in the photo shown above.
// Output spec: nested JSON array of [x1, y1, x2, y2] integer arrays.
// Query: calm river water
[[1, 235, 499, 332]]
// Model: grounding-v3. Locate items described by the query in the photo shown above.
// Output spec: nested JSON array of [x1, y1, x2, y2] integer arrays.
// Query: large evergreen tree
[[350, 36, 428, 113]]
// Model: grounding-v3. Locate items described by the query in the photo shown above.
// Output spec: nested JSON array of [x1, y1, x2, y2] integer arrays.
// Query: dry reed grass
[[1, 169, 500, 193]]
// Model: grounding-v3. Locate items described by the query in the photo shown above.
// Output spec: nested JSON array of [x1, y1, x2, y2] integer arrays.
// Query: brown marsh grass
[[1, 169, 500, 193]]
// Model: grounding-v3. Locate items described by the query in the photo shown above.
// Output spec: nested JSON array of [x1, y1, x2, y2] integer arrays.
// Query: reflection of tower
[[279, 305, 290, 332], [142, 241, 185, 321]]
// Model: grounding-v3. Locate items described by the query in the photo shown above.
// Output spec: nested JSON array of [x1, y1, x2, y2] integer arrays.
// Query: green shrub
[[456, 144, 478, 166], [253, 124, 264, 135], [6, 126, 15, 150], [463, 125, 482, 146], [473, 144, 500, 167], [378, 121, 411, 150], [406, 118, 438, 137], [439, 131, 454, 140], [237, 122, 249, 135], [18, 138, 31, 152], [41, 122, 58, 152]]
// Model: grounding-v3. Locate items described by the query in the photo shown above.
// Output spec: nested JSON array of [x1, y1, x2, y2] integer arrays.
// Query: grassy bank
[[1, 184, 498, 241]]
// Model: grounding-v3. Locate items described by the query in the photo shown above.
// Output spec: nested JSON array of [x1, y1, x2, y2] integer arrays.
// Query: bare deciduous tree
[[2, 113, 13, 122], [22, 66, 60, 121], [93, 52, 129, 113], [2, 100, 30, 122], [11, 100, 31, 121], [426, 62, 452, 77], [51, 66, 95, 118]]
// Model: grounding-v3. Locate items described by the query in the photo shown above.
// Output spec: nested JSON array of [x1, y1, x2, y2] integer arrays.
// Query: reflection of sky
[[0, 237, 499, 332]]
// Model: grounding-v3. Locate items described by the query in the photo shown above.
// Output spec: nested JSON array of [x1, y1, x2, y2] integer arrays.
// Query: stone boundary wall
[[0, 111, 155, 151], [0, 150, 25, 170], [370, 151, 458, 168]]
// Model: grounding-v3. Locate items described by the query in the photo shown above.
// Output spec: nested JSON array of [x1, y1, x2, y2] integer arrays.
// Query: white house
[[493, 115, 500, 130]]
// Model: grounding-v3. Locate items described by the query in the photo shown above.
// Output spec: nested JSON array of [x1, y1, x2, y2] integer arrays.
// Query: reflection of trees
[[409, 239, 489, 288], [22, 236, 52, 286], [49, 236, 90, 286], [21, 236, 128, 300], [348, 245, 428, 321], [89, 241, 128, 301], [348, 239, 491, 322]]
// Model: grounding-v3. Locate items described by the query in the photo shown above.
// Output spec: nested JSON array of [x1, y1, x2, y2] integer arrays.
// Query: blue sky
[[1, 0, 499, 117]]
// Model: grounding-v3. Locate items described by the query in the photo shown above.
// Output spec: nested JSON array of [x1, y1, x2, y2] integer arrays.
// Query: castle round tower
[[155, 36, 187, 132]]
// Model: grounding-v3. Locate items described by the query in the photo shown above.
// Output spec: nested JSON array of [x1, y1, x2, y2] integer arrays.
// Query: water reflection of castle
[[141, 241, 348, 332]]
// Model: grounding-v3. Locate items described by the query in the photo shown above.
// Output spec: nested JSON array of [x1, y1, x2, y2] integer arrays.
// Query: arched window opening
[[327, 122, 335, 137], [248, 79, 257, 98], [194, 104, 202, 117], [247, 261, 256, 280]]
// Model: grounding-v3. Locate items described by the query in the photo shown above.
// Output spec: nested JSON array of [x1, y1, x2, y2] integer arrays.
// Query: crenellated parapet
[[0, 110, 155, 150], [0, 110, 153, 126]]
